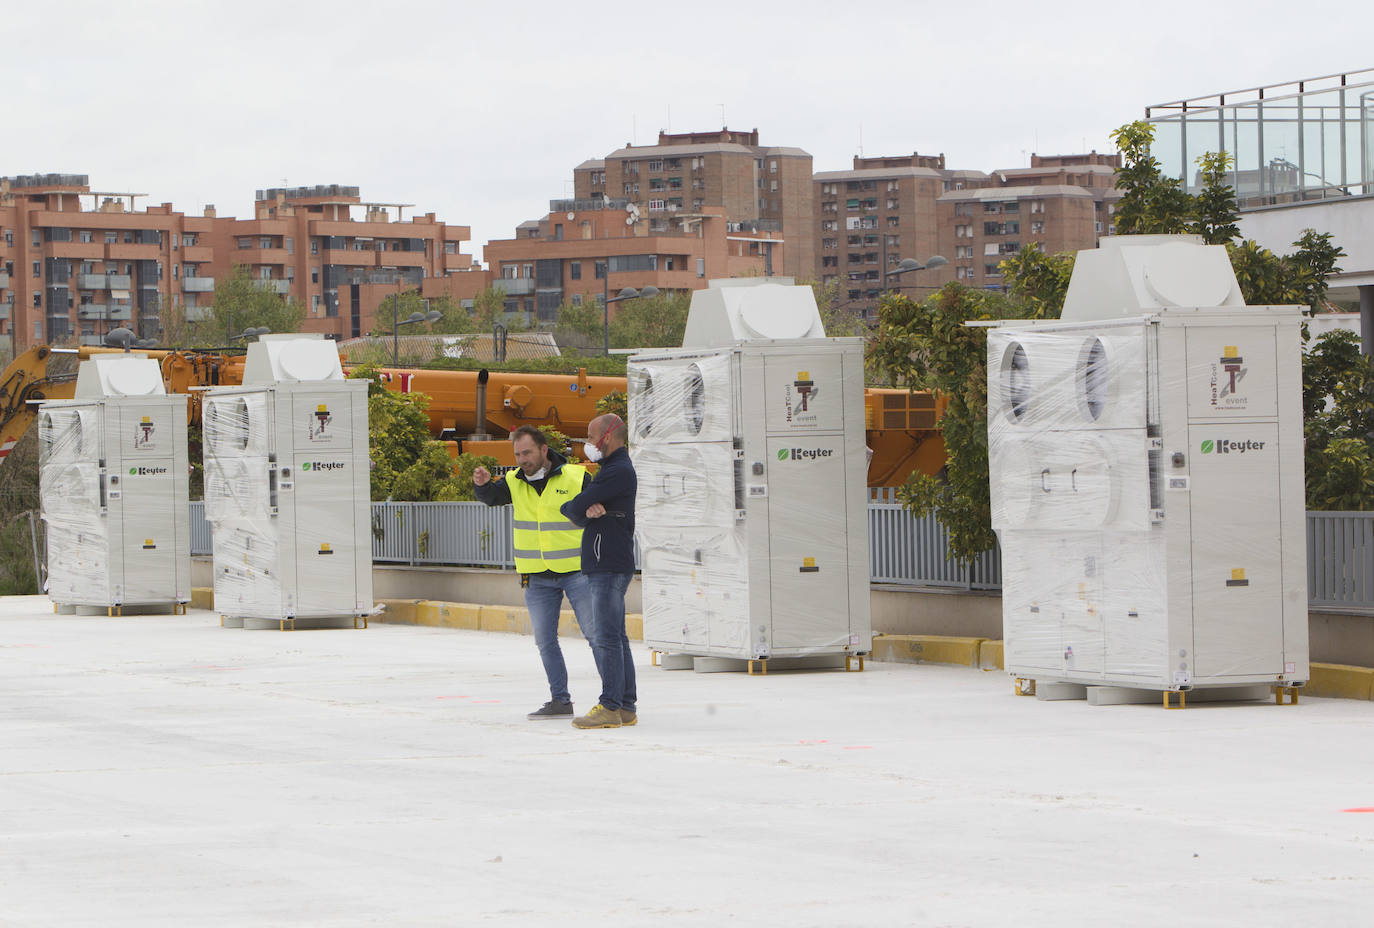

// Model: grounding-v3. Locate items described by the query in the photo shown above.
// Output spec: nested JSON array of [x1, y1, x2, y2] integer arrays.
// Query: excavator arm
[[0, 347, 81, 461]]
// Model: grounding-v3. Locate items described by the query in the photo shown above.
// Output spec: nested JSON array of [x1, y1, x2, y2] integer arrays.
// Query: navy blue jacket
[[561, 446, 637, 574]]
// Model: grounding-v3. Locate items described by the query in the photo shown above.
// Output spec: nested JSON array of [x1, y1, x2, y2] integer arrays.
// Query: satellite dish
[[567, 212, 576, 220]]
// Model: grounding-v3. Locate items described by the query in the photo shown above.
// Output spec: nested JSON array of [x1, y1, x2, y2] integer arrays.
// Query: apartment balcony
[[183, 276, 216, 293], [78, 304, 132, 321], [321, 248, 374, 266], [78, 273, 108, 290], [493, 278, 536, 296], [106, 243, 161, 260], [380, 250, 426, 267], [0, 303, 9, 321], [107, 274, 132, 289], [0, 272, 9, 289], [182, 245, 214, 263], [49, 242, 105, 260], [185, 306, 212, 322], [234, 247, 291, 266], [262, 279, 291, 294]]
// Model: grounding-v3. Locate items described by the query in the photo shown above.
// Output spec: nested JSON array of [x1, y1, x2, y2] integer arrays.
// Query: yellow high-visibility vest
[[507, 464, 586, 574]]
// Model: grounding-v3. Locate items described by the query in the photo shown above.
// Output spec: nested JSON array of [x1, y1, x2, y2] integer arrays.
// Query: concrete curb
[[1306, 662, 1374, 700], [870, 634, 986, 667]]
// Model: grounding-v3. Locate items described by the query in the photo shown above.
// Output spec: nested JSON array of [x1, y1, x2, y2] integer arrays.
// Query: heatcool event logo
[[300, 461, 346, 472], [1200, 438, 1266, 455], [777, 447, 834, 461], [127, 466, 168, 476], [1208, 346, 1248, 409]]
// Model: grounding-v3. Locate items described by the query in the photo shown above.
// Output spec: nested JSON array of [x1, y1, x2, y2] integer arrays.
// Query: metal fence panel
[[1307, 512, 1374, 613], [185, 501, 1374, 611]]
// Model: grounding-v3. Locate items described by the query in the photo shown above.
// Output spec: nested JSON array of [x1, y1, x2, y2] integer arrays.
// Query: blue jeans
[[524, 571, 594, 704], [587, 572, 636, 712]]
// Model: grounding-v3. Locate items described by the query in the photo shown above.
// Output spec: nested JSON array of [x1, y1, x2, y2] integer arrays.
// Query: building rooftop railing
[[1146, 67, 1374, 116], [548, 197, 631, 213]]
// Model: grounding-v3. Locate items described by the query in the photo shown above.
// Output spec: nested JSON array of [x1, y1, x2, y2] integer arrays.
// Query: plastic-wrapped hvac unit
[[203, 336, 373, 628], [987, 236, 1308, 696], [40, 354, 190, 613], [631, 278, 872, 663]]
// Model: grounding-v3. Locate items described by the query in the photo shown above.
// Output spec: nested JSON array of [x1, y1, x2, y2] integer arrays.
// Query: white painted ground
[[1, 594, 1371, 927]]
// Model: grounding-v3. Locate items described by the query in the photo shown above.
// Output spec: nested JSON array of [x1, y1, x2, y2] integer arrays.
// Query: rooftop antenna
[[667, 104, 671, 133], [632, 115, 637, 145], [858, 122, 864, 158], [718, 103, 725, 127]]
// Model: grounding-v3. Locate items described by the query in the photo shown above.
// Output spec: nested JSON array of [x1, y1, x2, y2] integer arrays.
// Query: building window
[[78, 230, 92, 243], [105, 232, 117, 244], [570, 261, 581, 281], [886, 198, 898, 209], [1031, 221, 1045, 234], [32, 231, 41, 247], [32, 261, 41, 278], [887, 216, 899, 228], [594, 260, 606, 280], [312, 294, 321, 314], [647, 160, 663, 172], [697, 258, 705, 277], [311, 267, 319, 284], [648, 199, 665, 211], [769, 160, 777, 173], [984, 264, 1003, 277]]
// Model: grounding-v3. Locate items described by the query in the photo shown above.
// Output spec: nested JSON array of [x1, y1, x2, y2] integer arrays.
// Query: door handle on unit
[[1070, 468, 1078, 492], [267, 465, 280, 515], [98, 470, 108, 513], [1040, 468, 1051, 493]]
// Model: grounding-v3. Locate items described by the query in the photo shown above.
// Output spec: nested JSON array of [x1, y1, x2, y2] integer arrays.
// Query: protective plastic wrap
[[203, 377, 373, 625], [631, 340, 871, 661], [39, 356, 190, 609], [987, 307, 1308, 690]]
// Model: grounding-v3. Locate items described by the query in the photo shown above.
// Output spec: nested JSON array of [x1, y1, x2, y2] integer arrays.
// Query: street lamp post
[[884, 255, 948, 291], [600, 272, 659, 355], [391, 304, 442, 366]]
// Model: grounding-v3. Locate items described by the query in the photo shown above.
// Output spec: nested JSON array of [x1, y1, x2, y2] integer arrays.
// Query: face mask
[[526, 466, 547, 481], [582, 442, 603, 463]]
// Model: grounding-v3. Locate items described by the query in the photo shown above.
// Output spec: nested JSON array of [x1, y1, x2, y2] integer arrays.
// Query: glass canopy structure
[[1146, 68, 1374, 208]]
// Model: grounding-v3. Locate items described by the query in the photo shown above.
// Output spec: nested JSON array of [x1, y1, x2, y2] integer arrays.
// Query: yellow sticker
[[1223, 346, 1239, 358], [1231, 567, 1246, 581], [144, 538, 154, 546], [320, 543, 332, 552], [140, 416, 151, 423], [803, 556, 816, 568], [797, 371, 810, 380]]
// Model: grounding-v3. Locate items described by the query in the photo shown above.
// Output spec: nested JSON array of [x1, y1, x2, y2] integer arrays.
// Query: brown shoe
[[571, 704, 622, 729], [619, 708, 637, 726]]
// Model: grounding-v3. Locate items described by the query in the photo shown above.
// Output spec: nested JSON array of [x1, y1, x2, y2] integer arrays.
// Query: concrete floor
[[2, 594, 1373, 927]]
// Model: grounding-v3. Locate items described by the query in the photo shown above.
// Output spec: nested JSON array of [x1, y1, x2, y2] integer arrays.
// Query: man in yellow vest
[[473, 426, 595, 720]]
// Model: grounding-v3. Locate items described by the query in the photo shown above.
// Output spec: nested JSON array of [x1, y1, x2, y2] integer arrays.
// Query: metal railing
[[185, 502, 1374, 608], [1308, 512, 1374, 614]]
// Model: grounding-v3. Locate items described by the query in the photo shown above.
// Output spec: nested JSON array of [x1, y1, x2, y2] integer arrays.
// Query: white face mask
[[526, 466, 547, 481], [582, 442, 603, 463]]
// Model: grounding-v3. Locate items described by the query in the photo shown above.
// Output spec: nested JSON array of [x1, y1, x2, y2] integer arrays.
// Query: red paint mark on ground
[[1342, 807, 1374, 813]]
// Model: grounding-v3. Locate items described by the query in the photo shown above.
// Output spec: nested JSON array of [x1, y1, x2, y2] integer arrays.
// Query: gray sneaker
[[528, 700, 573, 720], [619, 708, 638, 726]]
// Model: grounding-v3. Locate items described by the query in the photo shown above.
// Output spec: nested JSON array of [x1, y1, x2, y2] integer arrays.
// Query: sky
[[4, 0, 1372, 266]]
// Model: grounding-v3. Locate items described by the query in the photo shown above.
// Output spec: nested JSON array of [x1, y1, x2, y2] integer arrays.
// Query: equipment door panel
[[292, 391, 353, 452], [1188, 423, 1284, 676], [764, 434, 851, 651], [290, 453, 359, 613], [117, 464, 178, 602]]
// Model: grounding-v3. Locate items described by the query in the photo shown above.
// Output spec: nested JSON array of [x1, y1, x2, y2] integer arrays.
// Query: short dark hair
[[511, 425, 547, 447]]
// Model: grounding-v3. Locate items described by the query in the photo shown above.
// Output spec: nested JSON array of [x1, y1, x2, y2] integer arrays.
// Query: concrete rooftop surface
[[2, 594, 1373, 927]]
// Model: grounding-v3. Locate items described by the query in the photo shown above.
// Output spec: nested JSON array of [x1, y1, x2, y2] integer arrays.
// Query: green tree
[[390, 445, 496, 501], [998, 243, 1075, 319], [1192, 151, 1240, 245], [870, 284, 1023, 562], [428, 294, 484, 335], [608, 291, 691, 349], [554, 298, 604, 349], [348, 363, 434, 500], [806, 276, 869, 338], [208, 265, 305, 340], [1110, 120, 1194, 234], [596, 390, 627, 421], [1228, 231, 1345, 310], [1302, 329, 1374, 510]]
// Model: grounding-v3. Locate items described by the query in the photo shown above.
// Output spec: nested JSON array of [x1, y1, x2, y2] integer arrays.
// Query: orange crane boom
[[0, 346, 945, 487]]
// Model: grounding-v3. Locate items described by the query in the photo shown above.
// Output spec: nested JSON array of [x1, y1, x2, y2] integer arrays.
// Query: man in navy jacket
[[561, 413, 638, 729]]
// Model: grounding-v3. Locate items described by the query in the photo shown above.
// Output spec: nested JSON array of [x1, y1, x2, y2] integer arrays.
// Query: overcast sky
[[5, 0, 1371, 265]]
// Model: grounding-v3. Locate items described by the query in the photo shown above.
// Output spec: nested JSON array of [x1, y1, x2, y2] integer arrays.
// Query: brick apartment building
[[572, 128, 814, 280], [480, 196, 781, 324], [814, 151, 1121, 315], [0, 174, 479, 353]]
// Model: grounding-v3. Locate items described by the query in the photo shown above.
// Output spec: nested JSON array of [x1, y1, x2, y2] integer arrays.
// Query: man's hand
[[586, 502, 606, 518], [472, 466, 491, 486]]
